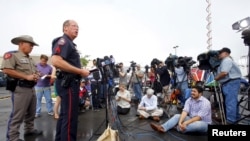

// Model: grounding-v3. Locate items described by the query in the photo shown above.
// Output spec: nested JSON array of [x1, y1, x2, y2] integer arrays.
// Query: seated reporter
[[79, 79, 91, 112], [115, 83, 131, 115], [150, 85, 212, 133], [137, 88, 163, 122]]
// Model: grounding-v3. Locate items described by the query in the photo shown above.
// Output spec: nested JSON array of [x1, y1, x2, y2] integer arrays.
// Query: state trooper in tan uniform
[[1, 35, 43, 141]]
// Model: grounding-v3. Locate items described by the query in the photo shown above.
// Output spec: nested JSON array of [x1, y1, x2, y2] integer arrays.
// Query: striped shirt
[[183, 96, 212, 124]]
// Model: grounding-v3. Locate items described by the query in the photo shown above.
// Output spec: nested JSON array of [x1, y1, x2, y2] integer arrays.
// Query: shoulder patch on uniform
[[58, 38, 66, 46], [55, 46, 61, 54], [3, 53, 12, 59]]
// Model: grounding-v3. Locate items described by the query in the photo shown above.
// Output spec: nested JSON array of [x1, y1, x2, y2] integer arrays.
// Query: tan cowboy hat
[[11, 35, 39, 46]]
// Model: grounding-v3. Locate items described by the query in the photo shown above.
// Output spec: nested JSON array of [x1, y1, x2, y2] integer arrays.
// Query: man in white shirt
[[137, 88, 163, 121]]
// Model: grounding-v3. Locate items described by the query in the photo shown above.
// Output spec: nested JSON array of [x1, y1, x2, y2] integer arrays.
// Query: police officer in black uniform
[[1, 35, 42, 141], [51, 19, 90, 141]]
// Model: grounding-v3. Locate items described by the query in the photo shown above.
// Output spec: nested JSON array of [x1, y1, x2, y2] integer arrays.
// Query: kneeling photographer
[[151, 59, 171, 105]]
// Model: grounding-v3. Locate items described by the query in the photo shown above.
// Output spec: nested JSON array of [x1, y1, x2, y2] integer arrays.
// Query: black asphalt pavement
[[0, 86, 208, 141], [1, 86, 249, 141]]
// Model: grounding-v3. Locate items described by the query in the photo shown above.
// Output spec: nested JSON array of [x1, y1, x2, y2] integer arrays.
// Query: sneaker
[[85, 106, 90, 110], [80, 109, 86, 113], [94, 108, 100, 112], [35, 114, 40, 118], [48, 112, 54, 116]]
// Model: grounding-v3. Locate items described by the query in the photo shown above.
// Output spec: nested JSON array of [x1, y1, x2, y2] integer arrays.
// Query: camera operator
[[89, 59, 102, 111], [165, 55, 194, 108], [117, 62, 128, 86], [153, 60, 171, 105], [214, 47, 242, 124], [130, 64, 144, 102], [174, 58, 189, 109], [147, 66, 156, 87]]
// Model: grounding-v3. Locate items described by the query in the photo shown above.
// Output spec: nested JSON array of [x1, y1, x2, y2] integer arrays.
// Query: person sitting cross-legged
[[150, 85, 212, 134], [137, 88, 163, 122]]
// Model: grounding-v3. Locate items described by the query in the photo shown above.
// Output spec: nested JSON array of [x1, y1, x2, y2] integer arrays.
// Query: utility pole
[[173, 46, 179, 55]]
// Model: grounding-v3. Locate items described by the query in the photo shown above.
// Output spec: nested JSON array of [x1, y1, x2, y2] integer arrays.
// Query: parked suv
[[0, 71, 6, 87]]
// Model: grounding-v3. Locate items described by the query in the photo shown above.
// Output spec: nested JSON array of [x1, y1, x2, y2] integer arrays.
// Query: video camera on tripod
[[127, 61, 137, 73], [95, 55, 119, 79], [197, 50, 221, 71], [96, 56, 114, 68], [164, 55, 196, 73], [144, 65, 150, 74]]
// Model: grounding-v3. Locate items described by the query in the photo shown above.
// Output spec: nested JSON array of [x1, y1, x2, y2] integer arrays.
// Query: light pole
[[173, 46, 179, 55]]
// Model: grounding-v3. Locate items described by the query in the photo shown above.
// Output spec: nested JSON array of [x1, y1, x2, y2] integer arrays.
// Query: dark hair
[[40, 54, 48, 61], [192, 85, 203, 93]]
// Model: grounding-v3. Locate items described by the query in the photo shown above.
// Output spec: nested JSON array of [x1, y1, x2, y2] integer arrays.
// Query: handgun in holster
[[61, 74, 73, 88], [6, 76, 18, 92], [56, 69, 63, 79]]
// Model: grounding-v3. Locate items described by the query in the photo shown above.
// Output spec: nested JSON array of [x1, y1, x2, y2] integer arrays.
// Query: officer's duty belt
[[17, 80, 36, 88]]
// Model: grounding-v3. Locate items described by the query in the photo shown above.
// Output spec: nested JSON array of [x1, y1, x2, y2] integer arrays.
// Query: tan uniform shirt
[[1, 51, 37, 75]]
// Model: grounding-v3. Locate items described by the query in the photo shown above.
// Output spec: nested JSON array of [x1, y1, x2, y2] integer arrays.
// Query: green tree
[[80, 55, 90, 67]]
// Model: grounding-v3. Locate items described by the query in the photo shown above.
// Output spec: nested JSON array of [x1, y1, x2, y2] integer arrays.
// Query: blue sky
[[0, 0, 249, 69]]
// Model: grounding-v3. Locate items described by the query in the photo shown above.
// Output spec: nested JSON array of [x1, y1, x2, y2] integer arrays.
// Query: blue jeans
[[35, 86, 54, 115], [161, 114, 209, 133], [133, 83, 142, 101], [176, 81, 189, 106], [221, 79, 241, 123]]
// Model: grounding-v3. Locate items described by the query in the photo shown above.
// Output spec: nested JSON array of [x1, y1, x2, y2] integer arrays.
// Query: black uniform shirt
[[52, 34, 81, 69]]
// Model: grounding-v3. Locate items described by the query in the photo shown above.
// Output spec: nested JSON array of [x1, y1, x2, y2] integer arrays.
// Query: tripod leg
[[235, 86, 250, 124], [165, 103, 173, 118], [213, 84, 226, 124]]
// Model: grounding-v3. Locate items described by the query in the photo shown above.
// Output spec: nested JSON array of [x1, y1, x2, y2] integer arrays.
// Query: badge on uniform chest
[[19, 58, 29, 64]]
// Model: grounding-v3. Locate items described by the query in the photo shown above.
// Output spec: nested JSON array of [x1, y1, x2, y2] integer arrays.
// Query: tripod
[[165, 67, 183, 115], [127, 67, 143, 103], [89, 67, 113, 141], [235, 30, 250, 124], [209, 71, 227, 125], [235, 85, 250, 124], [143, 67, 150, 94]]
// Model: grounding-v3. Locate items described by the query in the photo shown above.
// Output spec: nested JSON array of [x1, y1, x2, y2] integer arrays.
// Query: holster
[[61, 73, 81, 88], [61, 75, 73, 88], [57, 70, 81, 88], [6, 77, 18, 92]]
